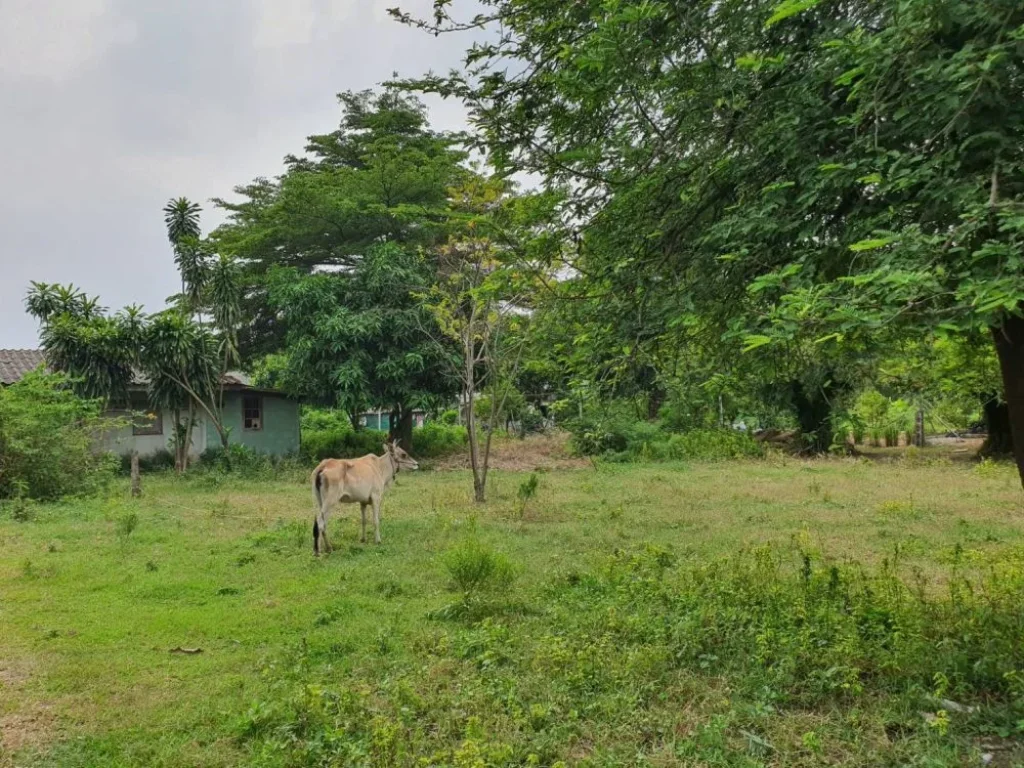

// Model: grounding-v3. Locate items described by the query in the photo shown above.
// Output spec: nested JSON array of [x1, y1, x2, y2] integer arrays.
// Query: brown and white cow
[[310, 441, 419, 555]]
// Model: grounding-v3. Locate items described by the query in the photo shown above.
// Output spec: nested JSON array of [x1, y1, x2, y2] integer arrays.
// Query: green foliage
[[411, 422, 468, 458], [211, 88, 469, 360], [437, 409, 460, 425], [517, 473, 539, 503], [396, 0, 1024, 479], [843, 390, 916, 447], [300, 428, 388, 463], [568, 403, 763, 461], [198, 444, 277, 476], [119, 450, 176, 474], [263, 243, 459, 429], [0, 371, 119, 501], [442, 539, 518, 594], [116, 511, 139, 544]]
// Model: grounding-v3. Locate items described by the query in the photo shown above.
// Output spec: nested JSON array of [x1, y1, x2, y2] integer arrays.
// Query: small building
[[359, 409, 426, 431], [0, 349, 300, 459]]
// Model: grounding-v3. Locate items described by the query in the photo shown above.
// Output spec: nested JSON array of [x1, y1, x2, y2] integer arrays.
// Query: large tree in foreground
[[395, 0, 1024, 481]]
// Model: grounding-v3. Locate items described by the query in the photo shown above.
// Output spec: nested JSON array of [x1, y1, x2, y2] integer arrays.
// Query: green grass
[[2, 455, 1024, 766]]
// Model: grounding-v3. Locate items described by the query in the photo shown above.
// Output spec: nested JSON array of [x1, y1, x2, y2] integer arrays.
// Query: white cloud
[[253, 0, 317, 48], [0, 0, 136, 83]]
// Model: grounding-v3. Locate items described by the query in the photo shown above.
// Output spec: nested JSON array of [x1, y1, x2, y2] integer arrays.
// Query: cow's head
[[384, 440, 419, 471]]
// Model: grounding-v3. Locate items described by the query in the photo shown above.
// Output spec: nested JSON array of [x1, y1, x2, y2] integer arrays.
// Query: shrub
[[199, 444, 275, 475], [119, 449, 176, 474], [0, 371, 119, 501], [570, 408, 763, 462], [301, 429, 388, 463], [442, 539, 518, 594], [411, 423, 467, 458]]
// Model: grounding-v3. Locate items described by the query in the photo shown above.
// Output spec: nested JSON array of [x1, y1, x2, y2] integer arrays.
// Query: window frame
[[242, 394, 263, 432]]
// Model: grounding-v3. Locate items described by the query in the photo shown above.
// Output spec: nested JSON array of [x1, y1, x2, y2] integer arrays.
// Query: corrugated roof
[[0, 349, 47, 384], [0, 351, 273, 392]]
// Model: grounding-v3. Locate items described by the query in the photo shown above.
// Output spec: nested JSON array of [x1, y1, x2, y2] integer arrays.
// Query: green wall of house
[[207, 391, 300, 456]]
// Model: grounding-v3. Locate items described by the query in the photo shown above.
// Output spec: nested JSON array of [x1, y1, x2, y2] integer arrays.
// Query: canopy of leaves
[[397, 0, 1024, 352], [209, 90, 472, 358], [263, 243, 460, 416]]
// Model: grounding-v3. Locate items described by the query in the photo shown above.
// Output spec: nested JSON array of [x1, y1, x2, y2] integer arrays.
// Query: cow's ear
[[382, 443, 390, 453]]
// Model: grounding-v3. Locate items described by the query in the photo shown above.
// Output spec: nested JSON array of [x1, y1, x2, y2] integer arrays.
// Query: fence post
[[130, 450, 141, 498], [913, 408, 926, 448]]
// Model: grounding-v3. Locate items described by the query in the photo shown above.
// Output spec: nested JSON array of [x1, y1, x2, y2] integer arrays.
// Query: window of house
[[243, 395, 263, 431], [132, 409, 163, 436]]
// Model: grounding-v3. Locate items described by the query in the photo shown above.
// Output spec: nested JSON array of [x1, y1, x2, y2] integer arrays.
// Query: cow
[[310, 441, 419, 555]]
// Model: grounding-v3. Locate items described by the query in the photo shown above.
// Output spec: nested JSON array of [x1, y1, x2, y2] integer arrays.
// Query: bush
[[119, 449, 176, 474], [300, 408, 354, 432], [442, 539, 518, 594], [301, 428, 388, 464], [0, 371, 120, 501], [567, 403, 762, 461], [199, 444, 275, 475], [411, 423, 467, 458]]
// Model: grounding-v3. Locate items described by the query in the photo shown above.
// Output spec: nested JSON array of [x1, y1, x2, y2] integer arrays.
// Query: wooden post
[[914, 408, 926, 448], [130, 450, 141, 498]]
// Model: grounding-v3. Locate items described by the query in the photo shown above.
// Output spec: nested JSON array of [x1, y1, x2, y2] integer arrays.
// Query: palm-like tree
[[163, 197, 201, 245]]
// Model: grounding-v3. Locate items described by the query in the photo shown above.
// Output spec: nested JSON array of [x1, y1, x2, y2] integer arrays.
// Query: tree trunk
[[913, 408, 926, 448], [349, 410, 362, 432], [790, 381, 833, 454], [181, 402, 196, 472], [389, 407, 414, 450], [173, 408, 183, 474], [991, 318, 1024, 487], [130, 450, 141, 498], [981, 397, 1013, 456], [466, 388, 486, 503], [647, 385, 666, 421]]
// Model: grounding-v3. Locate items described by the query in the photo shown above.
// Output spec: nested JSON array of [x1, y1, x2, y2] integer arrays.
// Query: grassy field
[[2, 449, 1024, 766]]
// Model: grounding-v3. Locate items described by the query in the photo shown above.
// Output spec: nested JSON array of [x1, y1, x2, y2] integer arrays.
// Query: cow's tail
[[312, 465, 326, 511], [312, 465, 327, 554]]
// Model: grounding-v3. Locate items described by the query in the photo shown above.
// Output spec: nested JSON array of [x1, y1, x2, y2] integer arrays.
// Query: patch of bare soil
[[0, 660, 55, 761], [430, 432, 591, 472]]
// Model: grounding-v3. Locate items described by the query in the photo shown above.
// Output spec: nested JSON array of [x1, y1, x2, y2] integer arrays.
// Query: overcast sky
[[0, 0, 472, 348]]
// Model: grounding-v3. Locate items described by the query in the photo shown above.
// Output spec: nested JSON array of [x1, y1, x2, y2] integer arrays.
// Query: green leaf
[[741, 335, 774, 353], [849, 237, 896, 252], [835, 66, 865, 86], [765, 0, 822, 28], [761, 181, 796, 194], [857, 173, 883, 184]]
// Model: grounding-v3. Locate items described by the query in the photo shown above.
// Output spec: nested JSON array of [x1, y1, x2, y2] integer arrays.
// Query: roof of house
[[0, 349, 276, 393], [0, 349, 47, 384]]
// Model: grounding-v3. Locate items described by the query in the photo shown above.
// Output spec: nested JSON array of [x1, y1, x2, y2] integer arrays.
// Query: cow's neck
[[378, 452, 398, 487]]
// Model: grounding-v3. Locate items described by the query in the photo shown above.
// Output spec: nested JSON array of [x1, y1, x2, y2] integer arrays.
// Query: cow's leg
[[360, 503, 368, 544], [318, 499, 333, 554], [372, 495, 382, 545]]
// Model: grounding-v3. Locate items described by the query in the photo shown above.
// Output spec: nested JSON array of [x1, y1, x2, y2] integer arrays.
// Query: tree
[[263, 243, 459, 448], [419, 177, 553, 501], [210, 89, 469, 359], [395, 0, 1024, 480], [27, 201, 245, 472]]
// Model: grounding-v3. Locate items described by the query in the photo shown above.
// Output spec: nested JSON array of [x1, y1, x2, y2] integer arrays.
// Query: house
[[359, 409, 426, 431], [0, 349, 300, 459]]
